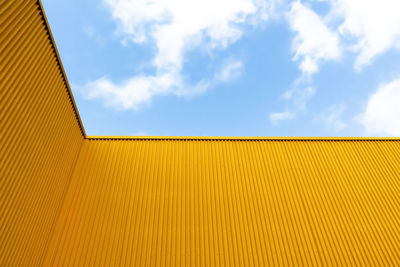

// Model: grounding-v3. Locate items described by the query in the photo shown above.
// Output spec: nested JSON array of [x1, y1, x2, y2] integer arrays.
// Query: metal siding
[[0, 1, 84, 265], [2, 1, 400, 266], [44, 139, 400, 266]]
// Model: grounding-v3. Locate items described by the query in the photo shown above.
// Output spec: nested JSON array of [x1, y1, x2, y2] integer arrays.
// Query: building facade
[[1, 0, 400, 265]]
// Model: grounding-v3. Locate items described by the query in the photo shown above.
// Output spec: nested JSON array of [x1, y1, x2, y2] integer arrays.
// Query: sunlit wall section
[[0, 1, 84, 265], [45, 139, 400, 266]]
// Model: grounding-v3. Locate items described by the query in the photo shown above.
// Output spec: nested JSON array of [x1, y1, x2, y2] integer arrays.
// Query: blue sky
[[41, 0, 400, 136]]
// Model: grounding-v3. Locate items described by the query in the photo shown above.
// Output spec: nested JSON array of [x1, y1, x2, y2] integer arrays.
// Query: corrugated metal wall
[[2, 1, 400, 266], [0, 0, 84, 265], [44, 139, 400, 266]]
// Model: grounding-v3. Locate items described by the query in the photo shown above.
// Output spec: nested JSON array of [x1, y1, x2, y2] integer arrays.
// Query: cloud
[[83, 25, 106, 44], [215, 59, 244, 83], [85, 73, 177, 111], [84, 58, 245, 110], [287, 1, 341, 75], [286, 0, 400, 72], [85, 73, 210, 110], [284, 86, 315, 110], [360, 78, 400, 136], [317, 104, 347, 132], [330, 0, 400, 69], [269, 86, 315, 123], [269, 110, 295, 124], [83, 0, 276, 110], [279, 0, 400, 127], [274, 1, 339, 123], [83, 0, 400, 117]]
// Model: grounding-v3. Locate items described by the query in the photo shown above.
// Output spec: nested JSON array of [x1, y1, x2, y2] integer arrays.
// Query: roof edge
[[36, 1, 399, 141], [87, 136, 400, 141], [37, 0, 86, 137]]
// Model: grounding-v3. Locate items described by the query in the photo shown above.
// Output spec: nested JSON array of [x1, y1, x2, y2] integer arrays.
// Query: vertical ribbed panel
[[44, 139, 400, 266], [0, 1, 84, 265], [2, 1, 400, 265]]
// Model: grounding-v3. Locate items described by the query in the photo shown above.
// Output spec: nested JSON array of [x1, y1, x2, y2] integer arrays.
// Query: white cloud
[[288, 1, 341, 75], [84, 58, 245, 110], [330, 0, 400, 69], [83, 0, 400, 117], [269, 86, 315, 123], [215, 60, 244, 83], [360, 78, 400, 136], [85, 73, 176, 111], [269, 110, 295, 123], [85, 73, 210, 110], [279, 0, 400, 127], [84, 0, 276, 110], [275, 1, 339, 121], [83, 25, 106, 44], [318, 104, 347, 132], [287, 0, 400, 71], [284, 86, 315, 110]]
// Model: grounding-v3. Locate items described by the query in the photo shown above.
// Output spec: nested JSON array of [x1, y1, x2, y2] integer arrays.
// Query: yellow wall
[[2, 1, 400, 266], [44, 139, 400, 265], [0, 1, 84, 265]]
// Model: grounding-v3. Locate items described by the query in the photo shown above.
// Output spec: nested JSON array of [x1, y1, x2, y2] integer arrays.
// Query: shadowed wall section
[[0, 1, 84, 265]]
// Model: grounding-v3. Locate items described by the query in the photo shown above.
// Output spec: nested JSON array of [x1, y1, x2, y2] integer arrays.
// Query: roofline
[[36, 1, 399, 141], [37, 0, 86, 137], [87, 136, 400, 141]]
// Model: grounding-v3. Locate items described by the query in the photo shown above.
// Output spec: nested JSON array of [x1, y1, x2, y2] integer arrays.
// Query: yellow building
[[1, 0, 400, 265]]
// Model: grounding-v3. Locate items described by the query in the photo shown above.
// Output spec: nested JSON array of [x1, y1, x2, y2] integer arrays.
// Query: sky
[[41, 0, 400, 137]]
